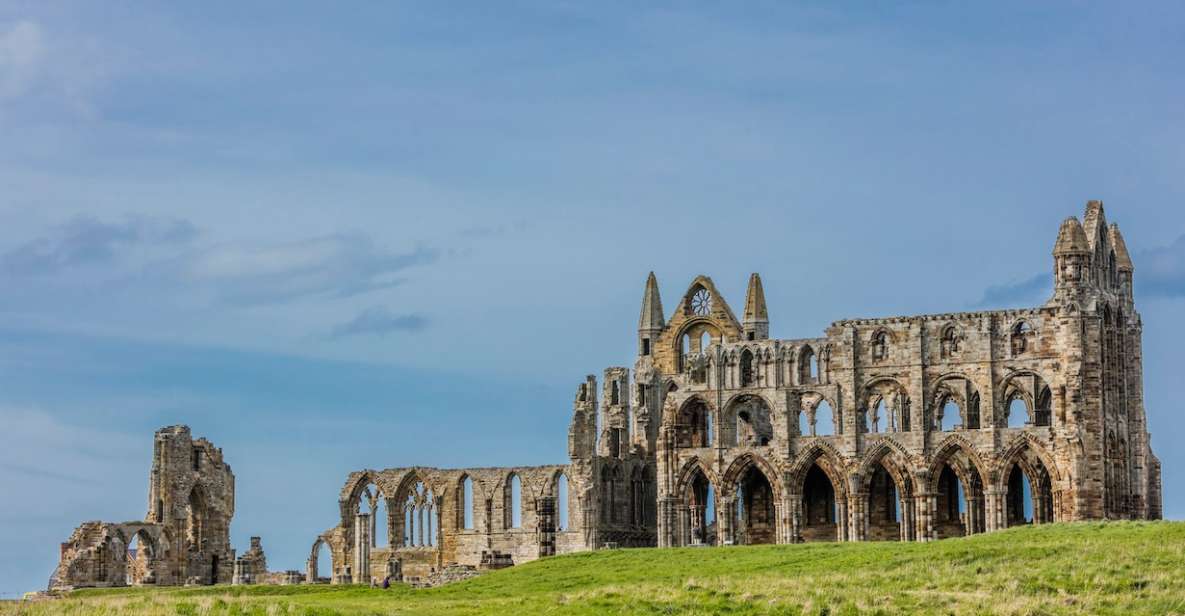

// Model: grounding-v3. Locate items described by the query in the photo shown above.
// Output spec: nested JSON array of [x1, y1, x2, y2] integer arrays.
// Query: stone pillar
[[720, 497, 735, 545], [657, 497, 678, 548], [353, 513, 370, 584], [914, 492, 934, 542], [836, 499, 849, 542], [848, 474, 866, 542], [788, 493, 803, 543], [537, 496, 557, 557], [983, 487, 1003, 533]]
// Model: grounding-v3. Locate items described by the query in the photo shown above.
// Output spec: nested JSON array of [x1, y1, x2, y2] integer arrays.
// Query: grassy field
[[5, 522, 1184, 615]]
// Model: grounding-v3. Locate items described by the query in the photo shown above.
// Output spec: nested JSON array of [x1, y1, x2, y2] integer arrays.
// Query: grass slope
[[6, 522, 1185, 615]]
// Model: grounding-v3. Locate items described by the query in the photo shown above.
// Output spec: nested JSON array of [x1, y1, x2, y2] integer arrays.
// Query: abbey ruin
[[49, 201, 1163, 589], [50, 426, 238, 590], [313, 201, 1160, 584]]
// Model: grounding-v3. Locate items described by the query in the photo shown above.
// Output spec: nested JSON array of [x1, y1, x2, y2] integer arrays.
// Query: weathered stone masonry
[[313, 201, 1160, 583], [49, 426, 236, 590]]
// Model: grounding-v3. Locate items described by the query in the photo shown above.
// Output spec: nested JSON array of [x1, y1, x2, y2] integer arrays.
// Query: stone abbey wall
[[313, 201, 1160, 583], [49, 426, 237, 590]]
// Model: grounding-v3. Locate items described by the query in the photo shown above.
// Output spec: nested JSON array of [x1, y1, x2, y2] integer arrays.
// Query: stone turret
[[1053, 216, 1091, 296], [742, 273, 769, 341], [568, 375, 598, 461], [638, 272, 664, 357], [1109, 223, 1134, 301]]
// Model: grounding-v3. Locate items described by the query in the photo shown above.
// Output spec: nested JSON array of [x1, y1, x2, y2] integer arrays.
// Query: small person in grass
[[382, 575, 391, 589]]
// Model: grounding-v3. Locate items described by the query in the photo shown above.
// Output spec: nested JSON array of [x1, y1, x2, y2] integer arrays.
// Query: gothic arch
[[721, 393, 775, 447], [856, 438, 913, 483], [862, 378, 909, 433], [995, 434, 1062, 488], [927, 435, 990, 493], [788, 441, 848, 496], [675, 457, 722, 494], [720, 453, 785, 501], [930, 373, 983, 430]]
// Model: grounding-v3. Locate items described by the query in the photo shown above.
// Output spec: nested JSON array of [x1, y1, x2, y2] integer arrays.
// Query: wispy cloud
[[330, 307, 428, 338], [0, 20, 44, 100], [1, 214, 199, 276], [976, 272, 1051, 308], [180, 235, 436, 306], [1139, 234, 1185, 299], [976, 234, 1185, 306]]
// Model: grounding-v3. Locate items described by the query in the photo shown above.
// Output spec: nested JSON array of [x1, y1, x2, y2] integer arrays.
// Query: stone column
[[353, 513, 370, 584], [983, 487, 1003, 533], [720, 497, 735, 545], [848, 474, 866, 542], [788, 493, 803, 543], [836, 499, 849, 542], [914, 492, 934, 542]]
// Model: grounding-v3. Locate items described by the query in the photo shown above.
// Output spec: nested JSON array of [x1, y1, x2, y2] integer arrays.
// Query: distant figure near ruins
[[312, 201, 1160, 585]]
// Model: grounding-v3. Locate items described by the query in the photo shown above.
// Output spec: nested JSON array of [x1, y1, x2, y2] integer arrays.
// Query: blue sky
[[1, 1, 1184, 596]]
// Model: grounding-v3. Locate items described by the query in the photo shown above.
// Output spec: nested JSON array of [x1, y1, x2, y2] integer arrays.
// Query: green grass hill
[[6, 522, 1185, 615]]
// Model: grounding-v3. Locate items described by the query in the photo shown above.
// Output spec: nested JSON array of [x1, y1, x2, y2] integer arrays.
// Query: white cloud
[[178, 234, 436, 306], [0, 20, 44, 100]]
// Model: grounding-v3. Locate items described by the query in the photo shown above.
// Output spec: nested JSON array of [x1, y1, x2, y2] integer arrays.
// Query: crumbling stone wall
[[232, 537, 267, 585], [49, 426, 237, 590]]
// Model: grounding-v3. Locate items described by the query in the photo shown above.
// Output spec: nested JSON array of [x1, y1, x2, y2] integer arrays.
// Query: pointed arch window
[[556, 473, 570, 531], [403, 481, 437, 547], [460, 476, 474, 530], [940, 326, 960, 358], [740, 349, 755, 387], [872, 332, 888, 362], [1011, 322, 1033, 356]]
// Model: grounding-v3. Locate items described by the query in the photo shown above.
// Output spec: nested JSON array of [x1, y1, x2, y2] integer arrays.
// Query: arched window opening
[[403, 481, 437, 547], [1006, 466, 1034, 526], [966, 393, 981, 430], [126, 531, 155, 585], [1011, 322, 1033, 356], [611, 380, 620, 405], [867, 465, 901, 541], [940, 327, 960, 358], [372, 494, 389, 548], [313, 541, 331, 583], [872, 332, 888, 362], [935, 466, 965, 538], [461, 477, 474, 530], [1035, 387, 1052, 427], [799, 347, 817, 384], [940, 399, 961, 431], [740, 350, 755, 387], [629, 467, 645, 527], [507, 474, 523, 529], [729, 396, 773, 447], [699, 331, 710, 353], [557, 473, 570, 531], [798, 409, 811, 437], [186, 488, 205, 552], [734, 466, 775, 545], [815, 401, 835, 436], [676, 399, 711, 448], [867, 399, 889, 433], [800, 465, 837, 542], [1007, 397, 1029, 428]]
